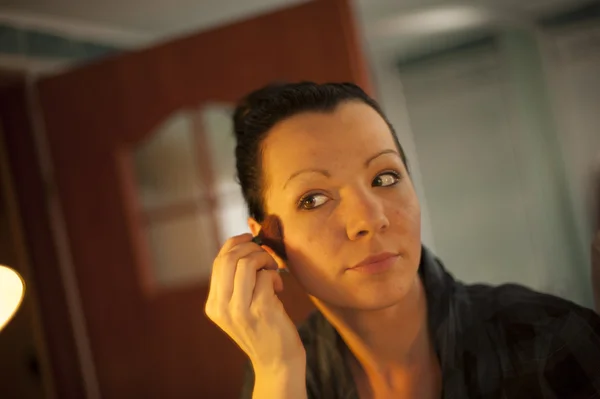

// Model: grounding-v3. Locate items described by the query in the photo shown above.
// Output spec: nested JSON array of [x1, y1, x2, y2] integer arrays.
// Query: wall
[[363, 15, 598, 307], [543, 17, 600, 275]]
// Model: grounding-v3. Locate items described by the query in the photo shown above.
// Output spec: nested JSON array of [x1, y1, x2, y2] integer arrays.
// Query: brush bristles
[[254, 214, 287, 260]]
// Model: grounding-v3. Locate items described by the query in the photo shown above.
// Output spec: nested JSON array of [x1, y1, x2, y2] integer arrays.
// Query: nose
[[343, 188, 390, 241]]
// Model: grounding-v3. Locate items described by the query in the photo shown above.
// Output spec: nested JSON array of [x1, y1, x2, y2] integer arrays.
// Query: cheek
[[404, 200, 421, 227], [285, 209, 336, 244], [283, 216, 341, 270], [389, 194, 420, 231], [296, 226, 334, 256]]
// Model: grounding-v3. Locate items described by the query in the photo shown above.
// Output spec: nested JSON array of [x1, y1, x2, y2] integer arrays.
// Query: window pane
[[201, 104, 251, 243], [133, 111, 207, 210], [145, 212, 217, 288]]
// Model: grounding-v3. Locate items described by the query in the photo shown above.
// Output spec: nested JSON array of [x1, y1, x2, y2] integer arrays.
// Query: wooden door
[[34, 0, 371, 397]]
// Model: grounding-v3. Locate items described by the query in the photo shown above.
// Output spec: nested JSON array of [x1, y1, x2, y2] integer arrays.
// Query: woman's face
[[257, 101, 421, 310]]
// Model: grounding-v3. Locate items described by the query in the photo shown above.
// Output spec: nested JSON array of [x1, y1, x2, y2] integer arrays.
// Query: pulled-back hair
[[232, 81, 407, 222]]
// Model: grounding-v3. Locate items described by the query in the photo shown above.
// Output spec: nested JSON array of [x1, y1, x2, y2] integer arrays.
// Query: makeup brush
[[252, 214, 288, 262]]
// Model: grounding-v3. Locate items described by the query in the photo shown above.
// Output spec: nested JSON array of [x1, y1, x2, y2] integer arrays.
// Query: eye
[[297, 193, 329, 210], [373, 171, 400, 187]]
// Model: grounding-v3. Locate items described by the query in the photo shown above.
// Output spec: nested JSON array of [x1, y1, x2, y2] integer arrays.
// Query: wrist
[[252, 346, 306, 373], [253, 354, 306, 378], [253, 363, 307, 399]]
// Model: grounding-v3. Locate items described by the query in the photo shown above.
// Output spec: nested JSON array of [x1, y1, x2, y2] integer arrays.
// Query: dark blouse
[[240, 246, 600, 398]]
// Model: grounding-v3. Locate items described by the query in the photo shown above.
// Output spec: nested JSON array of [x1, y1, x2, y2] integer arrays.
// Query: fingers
[[253, 269, 276, 307], [209, 233, 252, 297], [210, 237, 260, 303], [207, 234, 279, 326], [217, 233, 252, 257], [231, 251, 278, 310], [272, 272, 284, 294], [214, 242, 260, 299], [207, 235, 253, 317]]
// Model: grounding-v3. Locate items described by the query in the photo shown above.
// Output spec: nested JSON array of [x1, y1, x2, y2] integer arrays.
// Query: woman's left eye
[[372, 171, 400, 187]]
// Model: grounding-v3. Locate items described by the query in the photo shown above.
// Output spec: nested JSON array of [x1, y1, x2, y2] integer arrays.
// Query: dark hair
[[232, 81, 408, 222]]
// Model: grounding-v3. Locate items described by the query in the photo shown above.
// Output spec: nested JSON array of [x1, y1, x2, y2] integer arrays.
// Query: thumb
[[271, 271, 284, 293]]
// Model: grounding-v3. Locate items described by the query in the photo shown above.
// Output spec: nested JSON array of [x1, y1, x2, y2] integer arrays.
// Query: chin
[[346, 281, 413, 311], [313, 275, 416, 312], [293, 253, 420, 311]]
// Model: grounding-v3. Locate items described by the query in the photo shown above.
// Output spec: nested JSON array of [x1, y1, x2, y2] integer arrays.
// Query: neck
[[314, 275, 432, 374]]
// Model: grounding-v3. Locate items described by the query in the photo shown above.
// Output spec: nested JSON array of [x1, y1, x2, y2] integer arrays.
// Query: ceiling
[[0, 0, 593, 48]]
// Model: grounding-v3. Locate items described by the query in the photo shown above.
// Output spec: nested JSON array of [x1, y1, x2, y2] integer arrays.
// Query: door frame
[[1, 70, 87, 398]]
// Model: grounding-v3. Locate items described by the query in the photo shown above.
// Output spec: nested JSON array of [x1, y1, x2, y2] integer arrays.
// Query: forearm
[[252, 363, 308, 399]]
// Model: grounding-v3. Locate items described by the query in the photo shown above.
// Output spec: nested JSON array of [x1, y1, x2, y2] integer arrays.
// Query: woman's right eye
[[297, 193, 329, 210]]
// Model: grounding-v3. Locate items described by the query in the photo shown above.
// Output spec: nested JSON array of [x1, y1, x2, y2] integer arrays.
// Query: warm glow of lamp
[[0, 264, 25, 332]]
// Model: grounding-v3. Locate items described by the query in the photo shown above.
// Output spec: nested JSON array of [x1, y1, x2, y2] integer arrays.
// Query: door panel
[[35, 0, 371, 397]]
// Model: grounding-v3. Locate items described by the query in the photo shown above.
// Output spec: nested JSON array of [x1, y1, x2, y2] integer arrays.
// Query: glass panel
[[214, 191, 250, 246], [131, 106, 250, 289], [133, 111, 206, 210], [145, 212, 217, 288], [132, 110, 216, 289], [201, 104, 251, 244]]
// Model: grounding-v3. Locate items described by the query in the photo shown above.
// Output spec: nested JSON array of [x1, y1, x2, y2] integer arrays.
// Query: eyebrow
[[283, 149, 400, 189], [364, 149, 400, 168]]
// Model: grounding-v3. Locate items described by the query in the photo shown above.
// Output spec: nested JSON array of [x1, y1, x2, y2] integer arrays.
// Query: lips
[[349, 252, 399, 274]]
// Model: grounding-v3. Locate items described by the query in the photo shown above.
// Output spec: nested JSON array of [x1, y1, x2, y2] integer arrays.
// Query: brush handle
[[252, 235, 288, 274]]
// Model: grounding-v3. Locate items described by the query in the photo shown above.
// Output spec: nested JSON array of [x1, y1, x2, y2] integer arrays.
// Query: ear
[[247, 217, 261, 237]]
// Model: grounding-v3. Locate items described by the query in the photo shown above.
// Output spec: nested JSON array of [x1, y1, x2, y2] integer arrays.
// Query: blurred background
[[0, 0, 598, 397]]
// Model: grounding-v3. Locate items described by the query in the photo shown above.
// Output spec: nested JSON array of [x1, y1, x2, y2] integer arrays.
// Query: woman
[[204, 82, 600, 398]]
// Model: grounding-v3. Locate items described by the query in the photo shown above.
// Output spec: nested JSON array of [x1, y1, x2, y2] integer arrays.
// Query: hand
[[205, 233, 305, 372]]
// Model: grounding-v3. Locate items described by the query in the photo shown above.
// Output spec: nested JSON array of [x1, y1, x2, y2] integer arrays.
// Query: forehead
[[261, 101, 396, 179]]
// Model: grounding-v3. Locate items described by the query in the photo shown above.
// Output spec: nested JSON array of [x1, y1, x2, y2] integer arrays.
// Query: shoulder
[[462, 282, 600, 331], [459, 282, 600, 345], [460, 282, 600, 394]]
